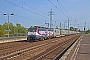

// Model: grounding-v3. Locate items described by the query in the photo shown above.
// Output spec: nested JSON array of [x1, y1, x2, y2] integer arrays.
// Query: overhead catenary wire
[[57, 0, 79, 31], [57, 0, 72, 19], [57, 0, 79, 28], [17, 0, 47, 16], [4, 0, 48, 19], [16, 0, 49, 21], [0, 0, 47, 19], [48, 0, 69, 18], [0, 5, 28, 22], [0, 6, 45, 27]]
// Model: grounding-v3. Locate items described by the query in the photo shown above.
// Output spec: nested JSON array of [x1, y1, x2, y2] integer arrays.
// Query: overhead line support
[[49, 8, 54, 28]]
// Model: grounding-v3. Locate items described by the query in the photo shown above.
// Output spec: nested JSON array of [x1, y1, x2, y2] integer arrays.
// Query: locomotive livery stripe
[[36, 30, 46, 36]]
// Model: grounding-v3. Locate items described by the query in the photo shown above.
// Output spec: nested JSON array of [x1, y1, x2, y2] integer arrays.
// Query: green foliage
[[16, 23, 27, 34], [0, 22, 27, 37], [85, 29, 90, 34], [30, 26, 35, 28], [70, 27, 75, 31], [0, 25, 5, 37], [3, 22, 8, 30]]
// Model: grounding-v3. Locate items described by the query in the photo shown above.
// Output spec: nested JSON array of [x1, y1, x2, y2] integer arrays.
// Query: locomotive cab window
[[28, 28, 36, 32]]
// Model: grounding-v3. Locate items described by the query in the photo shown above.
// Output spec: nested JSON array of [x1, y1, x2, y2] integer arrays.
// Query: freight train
[[27, 26, 79, 41]]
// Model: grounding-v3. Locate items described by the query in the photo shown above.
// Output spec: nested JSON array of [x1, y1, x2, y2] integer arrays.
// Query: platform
[[75, 34, 90, 60], [65, 34, 90, 60]]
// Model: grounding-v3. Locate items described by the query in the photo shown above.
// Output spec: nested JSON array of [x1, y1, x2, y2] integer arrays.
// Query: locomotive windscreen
[[28, 28, 37, 32]]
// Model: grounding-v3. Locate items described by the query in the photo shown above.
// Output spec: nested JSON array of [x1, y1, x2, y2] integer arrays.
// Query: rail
[[32, 35, 81, 60], [0, 35, 80, 60]]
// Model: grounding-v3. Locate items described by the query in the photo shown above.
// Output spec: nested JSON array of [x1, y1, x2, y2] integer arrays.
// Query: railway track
[[31, 35, 80, 60], [0, 35, 80, 60], [0, 37, 65, 59], [0, 41, 27, 50]]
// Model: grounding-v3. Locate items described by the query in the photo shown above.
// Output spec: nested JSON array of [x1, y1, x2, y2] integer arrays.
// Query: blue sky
[[0, 0, 90, 31]]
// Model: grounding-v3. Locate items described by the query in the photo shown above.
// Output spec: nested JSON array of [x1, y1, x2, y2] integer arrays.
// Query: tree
[[0, 22, 27, 37], [85, 29, 90, 34], [3, 22, 8, 30], [70, 27, 74, 31], [0, 25, 5, 37], [30, 26, 34, 28], [16, 23, 27, 36]]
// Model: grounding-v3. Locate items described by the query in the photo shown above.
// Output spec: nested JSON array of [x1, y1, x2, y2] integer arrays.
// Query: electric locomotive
[[27, 26, 53, 41]]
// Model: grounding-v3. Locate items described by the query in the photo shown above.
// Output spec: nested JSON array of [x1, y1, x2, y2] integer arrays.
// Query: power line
[[48, 0, 69, 18], [0, 6, 29, 22], [56, 0, 76, 31], [0, 1, 45, 26], [19, 0, 47, 15], [0, 6, 33, 24], [48, 8, 54, 28], [57, 0, 72, 19], [4, 0, 48, 19]]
